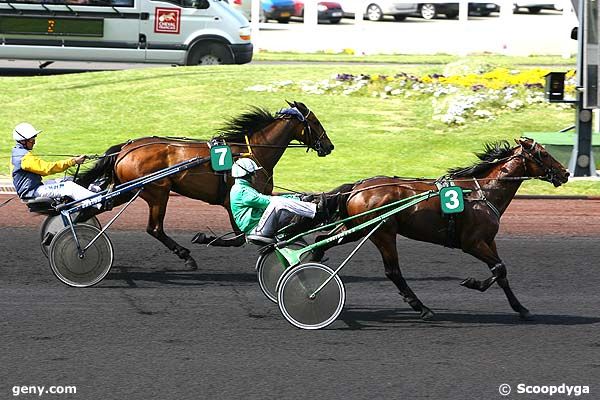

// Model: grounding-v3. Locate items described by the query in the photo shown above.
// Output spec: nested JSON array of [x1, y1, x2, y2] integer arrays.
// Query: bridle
[[518, 138, 560, 183], [276, 106, 328, 156]]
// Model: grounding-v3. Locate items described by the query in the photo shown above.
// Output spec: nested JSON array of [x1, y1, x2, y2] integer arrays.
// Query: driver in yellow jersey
[[10, 122, 98, 205]]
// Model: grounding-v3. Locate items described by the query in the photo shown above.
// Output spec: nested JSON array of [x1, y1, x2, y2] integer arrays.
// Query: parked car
[[338, 0, 418, 21], [414, 2, 499, 19], [415, 3, 458, 19], [293, 0, 344, 23], [262, 0, 296, 22], [229, 0, 266, 21], [513, 0, 562, 13], [469, 1, 499, 15]]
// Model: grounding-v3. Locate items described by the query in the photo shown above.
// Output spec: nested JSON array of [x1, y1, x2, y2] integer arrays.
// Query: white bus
[[0, 0, 253, 65]]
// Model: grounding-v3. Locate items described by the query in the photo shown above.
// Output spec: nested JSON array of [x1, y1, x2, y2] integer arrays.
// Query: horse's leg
[[461, 240, 531, 319], [143, 189, 198, 270], [370, 230, 434, 320], [488, 240, 531, 319], [191, 206, 246, 247]]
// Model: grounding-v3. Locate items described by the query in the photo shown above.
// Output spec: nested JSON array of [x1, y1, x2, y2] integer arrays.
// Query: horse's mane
[[215, 107, 277, 141], [447, 140, 514, 178]]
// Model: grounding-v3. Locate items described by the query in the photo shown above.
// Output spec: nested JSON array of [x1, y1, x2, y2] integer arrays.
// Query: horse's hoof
[[460, 277, 479, 290], [519, 310, 534, 321], [460, 277, 472, 286], [191, 232, 207, 244], [185, 258, 198, 271], [420, 308, 435, 320]]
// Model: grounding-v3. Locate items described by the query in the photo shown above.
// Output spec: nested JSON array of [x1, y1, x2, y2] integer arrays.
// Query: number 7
[[214, 147, 228, 165]]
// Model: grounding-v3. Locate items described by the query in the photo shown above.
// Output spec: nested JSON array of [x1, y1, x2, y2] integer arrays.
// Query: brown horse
[[316, 138, 569, 320], [76, 101, 334, 270]]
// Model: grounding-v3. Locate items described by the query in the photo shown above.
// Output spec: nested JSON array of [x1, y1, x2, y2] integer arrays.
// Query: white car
[[338, 0, 419, 21]]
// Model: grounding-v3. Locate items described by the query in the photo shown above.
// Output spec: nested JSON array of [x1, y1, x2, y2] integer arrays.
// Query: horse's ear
[[514, 138, 523, 145], [285, 100, 294, 108]]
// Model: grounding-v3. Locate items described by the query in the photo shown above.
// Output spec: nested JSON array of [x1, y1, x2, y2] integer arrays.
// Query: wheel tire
[[366, 4, 383, 21], [256, 240, 310, 303], [420, 3, 437, 19], [393, 14, 407, 21], [277, 263, 346, 330], [277, 17, 291, 23], [329, 17, 341, 23], [40, 214, 101, 258], [49, 224, 114, 288], [186, 42, 234, 66], [527, 6, 541, 13], [445, 11, 458, 19]]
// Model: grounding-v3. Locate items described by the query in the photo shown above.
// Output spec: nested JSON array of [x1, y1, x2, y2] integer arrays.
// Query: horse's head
[[282, 100, 334, 157], [516, 138, 570, 187]]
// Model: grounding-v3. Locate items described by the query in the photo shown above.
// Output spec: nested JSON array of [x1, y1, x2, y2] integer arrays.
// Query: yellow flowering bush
[[245, 67, 576, 125]]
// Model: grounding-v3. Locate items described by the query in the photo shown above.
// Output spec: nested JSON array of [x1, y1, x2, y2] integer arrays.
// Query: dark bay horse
[[317, 138, 569, 320], [76, 101, 334, 270]]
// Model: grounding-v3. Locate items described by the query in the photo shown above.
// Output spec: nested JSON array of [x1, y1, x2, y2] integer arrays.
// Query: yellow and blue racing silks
[[10, 143, 76, 198]]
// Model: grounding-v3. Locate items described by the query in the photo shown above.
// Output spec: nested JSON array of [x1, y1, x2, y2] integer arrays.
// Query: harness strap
[[434, 177, 459, 248], [0, 196, 16, 209], [472, 178, 501, 220], [242, 135, 253, 156]]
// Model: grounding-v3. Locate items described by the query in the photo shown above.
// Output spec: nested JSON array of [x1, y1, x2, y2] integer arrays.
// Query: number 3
[[444, 190, 459, 210]]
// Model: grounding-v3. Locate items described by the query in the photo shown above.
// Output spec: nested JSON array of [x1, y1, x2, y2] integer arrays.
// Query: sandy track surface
[[1, 194, 599, 237]]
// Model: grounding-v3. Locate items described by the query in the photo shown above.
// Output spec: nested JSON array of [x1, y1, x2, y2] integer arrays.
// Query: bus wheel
[[187, 43, 234, 65]]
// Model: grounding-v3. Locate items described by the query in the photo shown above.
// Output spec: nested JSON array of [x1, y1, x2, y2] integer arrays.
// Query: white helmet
[[231, 158, 262, 178], [13, 122, 41, 141]]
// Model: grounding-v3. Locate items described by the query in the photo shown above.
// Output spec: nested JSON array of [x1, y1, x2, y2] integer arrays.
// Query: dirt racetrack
[[1, 194, 599, 237], [2, 194, 599, 400]]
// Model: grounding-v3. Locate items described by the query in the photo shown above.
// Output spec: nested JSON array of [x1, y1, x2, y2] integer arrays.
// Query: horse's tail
[[76, 143, 124, 190]]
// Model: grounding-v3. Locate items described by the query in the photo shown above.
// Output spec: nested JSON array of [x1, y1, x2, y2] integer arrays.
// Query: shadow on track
[[102, 266, 257, 288], [338, 307, 600, 330], [104, 266, 463, 288]]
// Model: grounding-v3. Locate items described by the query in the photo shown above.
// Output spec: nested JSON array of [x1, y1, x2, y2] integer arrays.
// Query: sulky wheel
[[256, 240, 310, 304], [277, 263, 345, 330], [49, 224, 113, 288], [40, 214, 101, 258]]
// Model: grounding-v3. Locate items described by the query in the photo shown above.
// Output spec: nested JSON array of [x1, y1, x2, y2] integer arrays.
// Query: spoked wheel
[[420, 3, 437, 19], [366, 4, 383, 20], [49, 224, 114, 288], [40, 214, 101, 258], [277, 263, 345, 330], [256, 240, 311, 303]]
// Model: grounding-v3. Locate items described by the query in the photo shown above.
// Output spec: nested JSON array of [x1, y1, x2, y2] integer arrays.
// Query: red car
[[293, 0, 344, 23]]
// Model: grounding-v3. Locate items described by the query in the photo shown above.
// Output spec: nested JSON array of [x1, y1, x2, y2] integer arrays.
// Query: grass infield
[[2, 58, 597, 196]]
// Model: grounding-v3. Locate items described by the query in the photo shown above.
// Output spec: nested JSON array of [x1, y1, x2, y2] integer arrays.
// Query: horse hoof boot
[[519, 310, 534, 321], [421, 308, 435, 320], [191, 232, 207, 244], [460, 277, 479, 290], [185, 258, 198, 271]]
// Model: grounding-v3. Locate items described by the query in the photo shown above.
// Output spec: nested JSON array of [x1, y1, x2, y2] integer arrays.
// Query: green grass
[[254, 51, 577, 66], [2, 62, 598, 196]]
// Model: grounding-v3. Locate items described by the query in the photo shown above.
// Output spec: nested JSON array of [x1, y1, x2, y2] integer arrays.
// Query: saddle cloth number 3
[[440, 186, 464, 214]]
